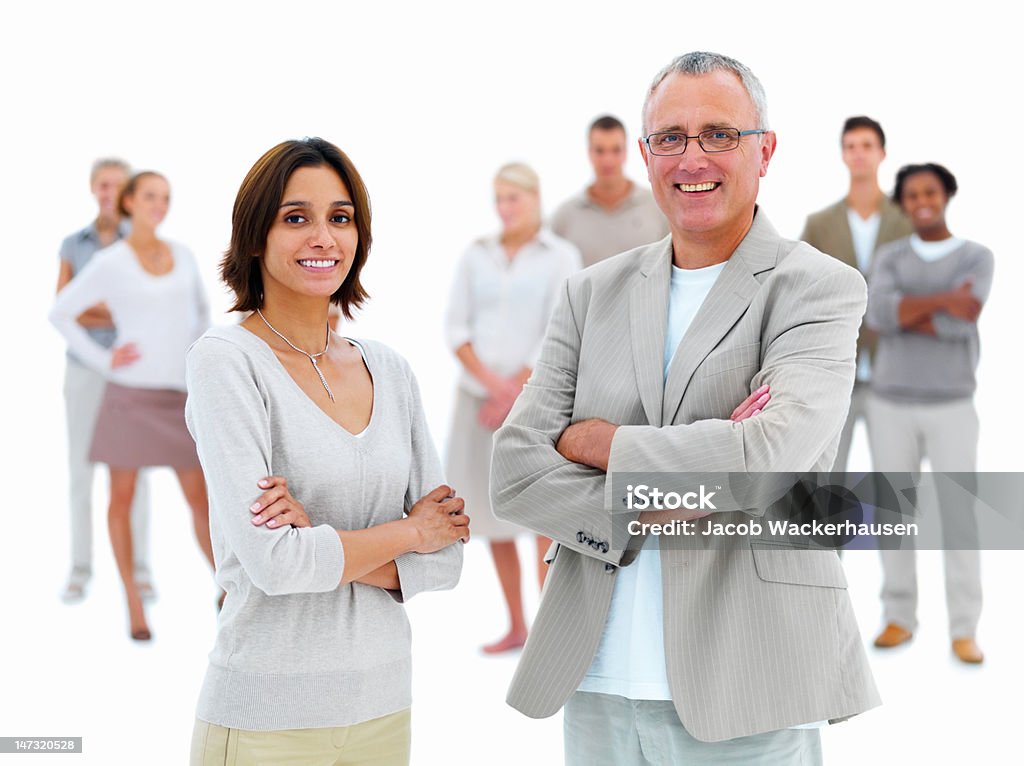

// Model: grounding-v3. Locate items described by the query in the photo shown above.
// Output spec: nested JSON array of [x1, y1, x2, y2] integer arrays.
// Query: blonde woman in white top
[[50, 171, 214, 641], [444, 163, 581, 653]]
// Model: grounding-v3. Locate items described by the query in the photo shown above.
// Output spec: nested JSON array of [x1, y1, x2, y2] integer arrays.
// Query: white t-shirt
[[909, 233, 965, 262], [49, 239, 210, 392], [579, 259, 726, 701], [847, 209, 882, 382]]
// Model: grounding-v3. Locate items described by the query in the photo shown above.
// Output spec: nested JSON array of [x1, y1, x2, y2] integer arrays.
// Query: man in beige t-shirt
[[551, 115, 668, 267]]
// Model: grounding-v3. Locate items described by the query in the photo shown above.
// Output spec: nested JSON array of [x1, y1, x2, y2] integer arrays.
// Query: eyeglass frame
[[642, 128, 768, 156]]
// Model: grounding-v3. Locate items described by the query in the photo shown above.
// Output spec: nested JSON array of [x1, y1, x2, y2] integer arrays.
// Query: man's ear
[[759, 131, 778, 178]]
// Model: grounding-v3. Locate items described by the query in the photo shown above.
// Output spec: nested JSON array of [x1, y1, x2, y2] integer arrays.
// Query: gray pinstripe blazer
[[490, 210, 881, 742]]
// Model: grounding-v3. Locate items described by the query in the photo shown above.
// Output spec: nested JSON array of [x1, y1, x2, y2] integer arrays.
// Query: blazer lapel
[[828, 201, 857, 270], [876, 195, 911, 250], [662, 211, 780, 425], [630, 237, 672, 427]]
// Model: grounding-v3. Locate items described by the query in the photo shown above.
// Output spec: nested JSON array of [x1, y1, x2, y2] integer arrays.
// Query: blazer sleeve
[[490, 278, 626, 565], [391, 363, 464, 601], [606, 262, 866, 508], [798, 214, 818, 249], [185, 337, 345, 596]]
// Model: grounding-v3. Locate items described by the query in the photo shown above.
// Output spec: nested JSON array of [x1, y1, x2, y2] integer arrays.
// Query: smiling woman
[[184, 137, 469, 766], [48, 170, 215, 642]]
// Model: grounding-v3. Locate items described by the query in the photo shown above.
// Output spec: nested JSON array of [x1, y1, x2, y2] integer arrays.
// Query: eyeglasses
[[643, 128, 767, 156]]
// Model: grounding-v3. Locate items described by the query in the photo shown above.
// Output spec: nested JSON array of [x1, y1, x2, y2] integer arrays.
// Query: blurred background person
[[186, 137, 466, 765], [551, 114, 668, 268], [55, 158, 155, 604], [801, 117, 912, 477], [864, 162, 993, 663], [49, 171, 214, 641], [445, 162, 581, 653]]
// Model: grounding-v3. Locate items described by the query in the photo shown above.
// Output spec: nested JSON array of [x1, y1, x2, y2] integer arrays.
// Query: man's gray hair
[[90, 157, 131, 184], [641, 51, 769, 134]]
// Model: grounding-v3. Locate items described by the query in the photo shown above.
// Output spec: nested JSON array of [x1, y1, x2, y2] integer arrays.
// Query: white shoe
[[60, 571, 90, 604]]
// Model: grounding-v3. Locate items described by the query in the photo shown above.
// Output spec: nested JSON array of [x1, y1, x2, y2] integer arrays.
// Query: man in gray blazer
[[491, 52, 879, 764]]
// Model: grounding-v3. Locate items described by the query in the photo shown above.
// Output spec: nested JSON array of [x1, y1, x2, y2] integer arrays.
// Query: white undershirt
[[847, 209, 881, 382], [909, 233, 965, 262], [579, 260, 725, 701]]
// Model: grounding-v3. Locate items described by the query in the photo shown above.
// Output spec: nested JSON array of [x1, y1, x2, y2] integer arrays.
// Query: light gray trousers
[[63, 358, 151, 581], [866, 394, 982, 638], [564, 691, 822, 766], [832, 381, 870, 473]]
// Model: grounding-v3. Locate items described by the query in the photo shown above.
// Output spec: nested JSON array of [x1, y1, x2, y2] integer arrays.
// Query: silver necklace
[[256, 308, 335, 402]]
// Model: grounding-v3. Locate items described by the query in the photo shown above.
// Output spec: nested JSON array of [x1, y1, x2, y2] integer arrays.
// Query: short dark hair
[[892, 163, 958, 204], [842, 116, 886, 149], [117, 171, 166, 217], [222, 137, 372, 318], [589, 115, 626, 135]]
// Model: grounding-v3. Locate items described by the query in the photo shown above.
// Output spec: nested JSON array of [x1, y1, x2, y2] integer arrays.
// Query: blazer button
[[604, 563, 615, 573]]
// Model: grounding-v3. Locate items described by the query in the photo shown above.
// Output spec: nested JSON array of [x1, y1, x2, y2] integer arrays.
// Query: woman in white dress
[[444, 162, 582, 653]]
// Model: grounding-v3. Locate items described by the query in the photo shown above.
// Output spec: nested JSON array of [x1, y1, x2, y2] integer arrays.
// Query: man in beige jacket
[[491, 52, 879, 764], [801, 116, 912, 481]]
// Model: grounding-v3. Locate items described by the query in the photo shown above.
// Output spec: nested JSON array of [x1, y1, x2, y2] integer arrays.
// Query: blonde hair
[[494, 162, 540, 193]]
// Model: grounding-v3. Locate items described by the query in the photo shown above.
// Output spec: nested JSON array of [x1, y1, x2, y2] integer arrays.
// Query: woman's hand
[[249, 476, 312, 529], [111, 342, 141, 369], [406, 484, 470, 552], [484, 374, 522, 408], [478, 396, 515, 430]]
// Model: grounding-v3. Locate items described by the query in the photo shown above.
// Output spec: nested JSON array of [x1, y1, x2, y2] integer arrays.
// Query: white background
[[1, 1, 1021, 763]]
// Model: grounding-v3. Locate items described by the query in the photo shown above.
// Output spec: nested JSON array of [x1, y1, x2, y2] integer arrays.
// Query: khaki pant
[[832, 381, 870, 473], [190, 710, 411, 766], [866, 394, 982, 638], [564, 692, 822, 765]]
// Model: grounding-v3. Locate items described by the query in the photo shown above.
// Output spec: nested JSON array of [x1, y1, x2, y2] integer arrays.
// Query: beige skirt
[[89, 382, 200, 470], [445, 388, 526, 541]]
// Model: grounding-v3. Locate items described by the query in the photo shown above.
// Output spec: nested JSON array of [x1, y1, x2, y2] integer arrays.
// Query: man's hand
[[730, 385, 770, 421], [556, 419, 619, 472], [638, 385, 770, 526]]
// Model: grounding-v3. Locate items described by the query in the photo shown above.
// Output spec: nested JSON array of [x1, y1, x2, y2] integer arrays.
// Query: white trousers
[[866, 394, 982, 638], [63, 358, 151, 580]]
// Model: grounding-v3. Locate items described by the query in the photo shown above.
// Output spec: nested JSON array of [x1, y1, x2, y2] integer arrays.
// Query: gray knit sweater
[[184, 325, 462, 730], [865, 237, 994, 403]]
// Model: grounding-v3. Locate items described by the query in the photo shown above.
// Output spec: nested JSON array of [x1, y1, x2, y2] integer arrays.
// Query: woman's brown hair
[[221, 137, 372, 318], [117, 171, 166, 218]]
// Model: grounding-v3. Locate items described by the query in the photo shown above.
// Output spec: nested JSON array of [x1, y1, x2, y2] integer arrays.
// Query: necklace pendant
[[310, 358, 336, 402]]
